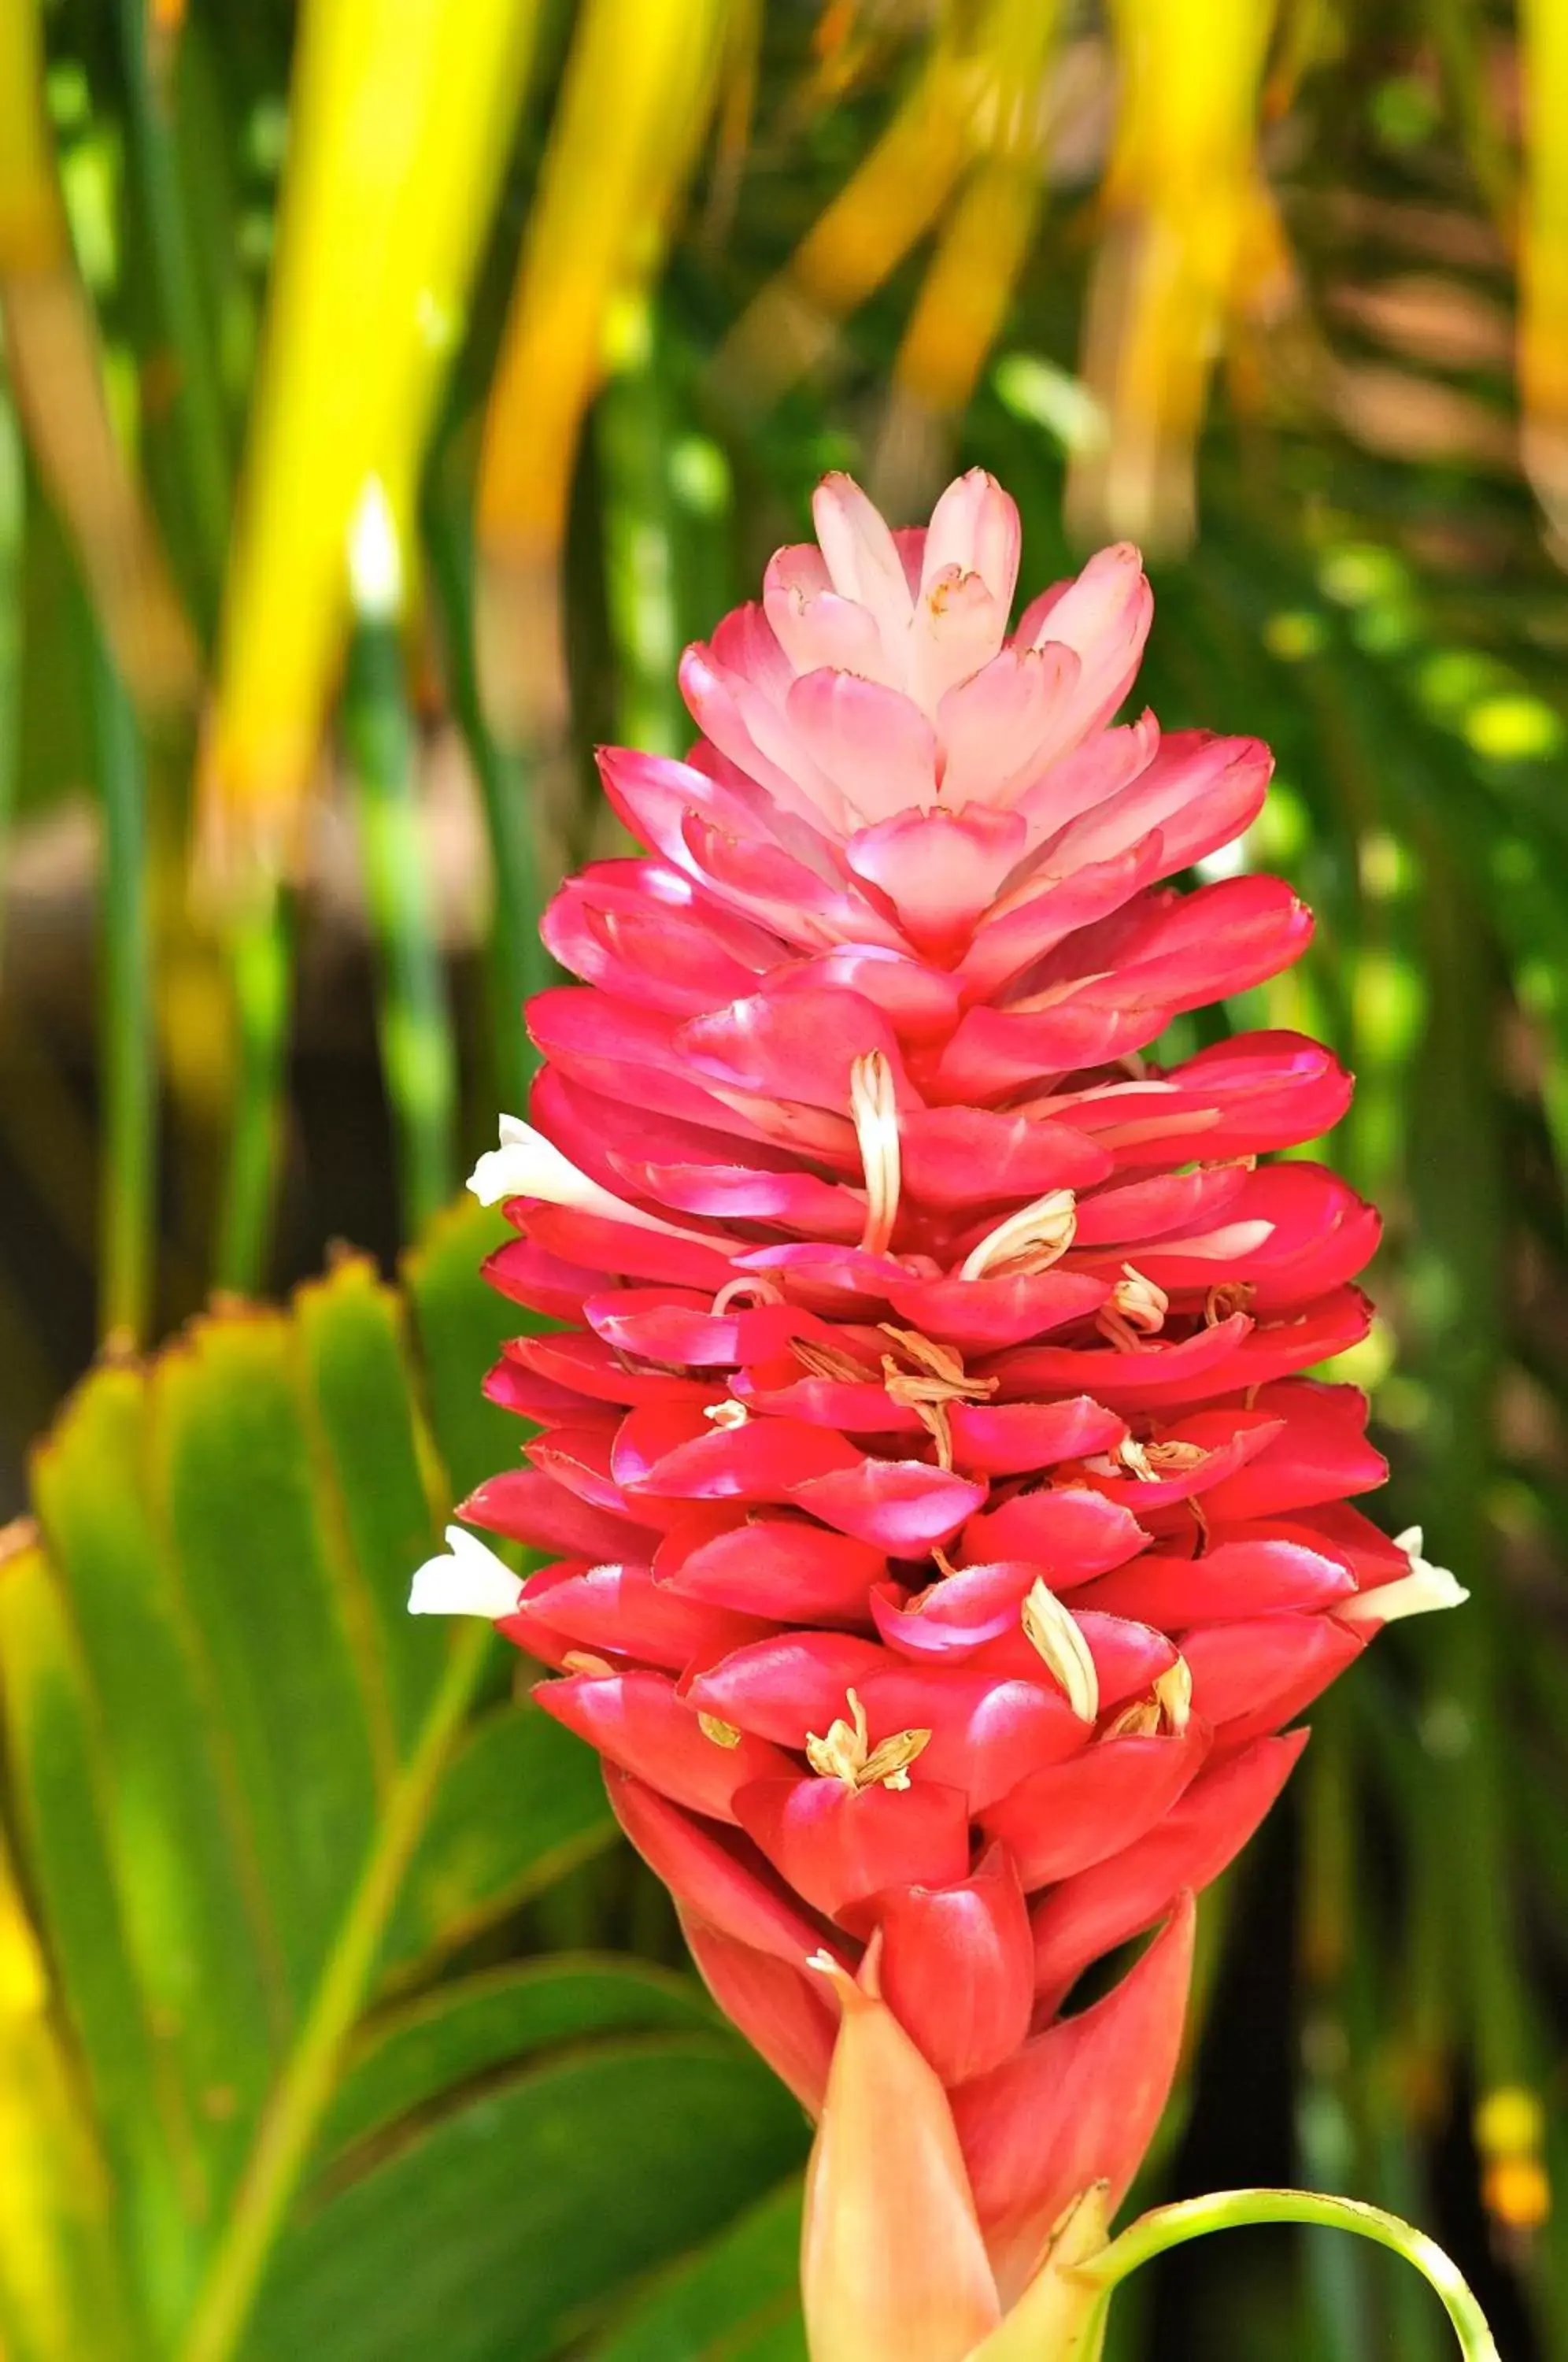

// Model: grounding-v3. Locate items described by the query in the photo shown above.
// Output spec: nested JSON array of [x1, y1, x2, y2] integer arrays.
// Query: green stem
[[596, 289, 686, 757], [1296, 1706, 1380, 2362], [212, 882, 291, 1296], [176, 1622, 490, 2362], [423, 487, 545, 1117], [115, 0, 231, 621], [0, 383, 21, 987], [115, 2, 290, 1301], [1075, 2189, 1501, 2362], [343, 557, 458, 1236], [88, 609, 157, 1349]]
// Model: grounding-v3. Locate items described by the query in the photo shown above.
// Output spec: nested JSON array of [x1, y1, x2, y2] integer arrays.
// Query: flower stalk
[[1071, 2187, 1502, 2362]]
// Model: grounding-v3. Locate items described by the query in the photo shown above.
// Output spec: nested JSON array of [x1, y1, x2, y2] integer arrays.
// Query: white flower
[[408, 1526, 523, 1620], [348, 476, 403, 621], [467, 1114, 716, 1249], [1341, 1527, 1469, 1628]]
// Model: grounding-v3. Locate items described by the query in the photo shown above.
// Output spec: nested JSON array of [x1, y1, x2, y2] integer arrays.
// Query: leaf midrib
[[174, 1620, 492, 2362]]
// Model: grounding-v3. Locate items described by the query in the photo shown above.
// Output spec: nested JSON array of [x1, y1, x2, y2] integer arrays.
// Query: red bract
[[411, 471, 1466, 2328]]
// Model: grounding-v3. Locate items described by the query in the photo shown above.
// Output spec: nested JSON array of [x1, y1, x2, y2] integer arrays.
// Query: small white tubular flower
[[408, 1526, 523, 1620], [467, 1115, 716, 1247], [348, 476, 404, 622], [1340, 1527, 1470, 1628]]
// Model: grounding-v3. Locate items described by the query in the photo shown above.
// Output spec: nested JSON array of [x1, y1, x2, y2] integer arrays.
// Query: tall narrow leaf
[[475, 0, 726, 739], [1520, 0, 1568, 541], [1066, 0, 1285, 552], [202, 0, 545, 871], [0, 0, 196, 709]]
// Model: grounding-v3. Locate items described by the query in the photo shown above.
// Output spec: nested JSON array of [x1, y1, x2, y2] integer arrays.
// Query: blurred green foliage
[[0, 2, 1566, 2357]]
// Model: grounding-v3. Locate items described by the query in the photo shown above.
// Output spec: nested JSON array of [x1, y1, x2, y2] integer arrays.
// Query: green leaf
[[28, 1364, 283, 2227], [0, 1535, 199, 2342], [379, 1699, 616, 1980], [150, 1308, 384, 2014], [585, 2175, 808, 2362], [294, 1253, 454, 1757], [403, 1197, 528, 1500], [0, 1813, 153, 2362], [0, 1226, 786, 2362], [320, 1955, 718, 2159], [244, 2039, 808, 2362]]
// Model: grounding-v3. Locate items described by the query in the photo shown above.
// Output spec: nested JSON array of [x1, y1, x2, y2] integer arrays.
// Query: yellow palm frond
[[475, 0, 727, 738], [1066, 0, 1285, 553], [201, 0, 545, 879]]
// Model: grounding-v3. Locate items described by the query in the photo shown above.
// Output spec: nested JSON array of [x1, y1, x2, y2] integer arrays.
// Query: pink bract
[[439, 469, 1462, 2286]]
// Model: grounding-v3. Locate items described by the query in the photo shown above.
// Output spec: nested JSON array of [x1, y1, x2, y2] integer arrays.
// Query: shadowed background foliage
[[0, 2, 1564, 2356]]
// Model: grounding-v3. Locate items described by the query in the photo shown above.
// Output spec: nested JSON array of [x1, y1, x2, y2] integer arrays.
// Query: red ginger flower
[[411, 471, 1465, 2342]]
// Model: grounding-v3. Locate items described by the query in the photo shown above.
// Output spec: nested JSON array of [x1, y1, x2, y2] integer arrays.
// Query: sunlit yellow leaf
[[717, 0, 1044, 413], [716, 50, 970, 406], [1066, 0, 1285, 554], [202, 0, 545, 876], [0, 0, 197, 711], [876, 0, 1059, 498], [0, 1538, 148, 2362], [475, 0, 726, 739], [1520, 0, 1568, 546], [0, 0, 61, 271]]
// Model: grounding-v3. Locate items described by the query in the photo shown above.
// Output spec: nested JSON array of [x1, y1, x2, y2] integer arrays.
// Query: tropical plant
[[0, 0, 1566, 2356]]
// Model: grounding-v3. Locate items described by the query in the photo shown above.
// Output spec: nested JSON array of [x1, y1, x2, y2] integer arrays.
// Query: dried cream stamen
[[850, 1051, 902, 1257], [878, 1325, 997, 1470], [1096, 1264, 1170, 1352], [806, 1687, 931, 1792], [698, 1712, 743, 1748], [1020, 1581, 1100, 1721], [791, 1336, 878, 1383], [704, 1398, 749, 1430], [1104, 1697, 1162, 1738], [1204, 1279, 1256, 1327], [878, 1327, 987, 1388], [711, 1275, 785, 1315], [1100, 1654, 1192, 1738], [959, 1187, 1078, 1283], [1155, 1654, 1193, 1732], [1115, 1435, 1207, 1483]]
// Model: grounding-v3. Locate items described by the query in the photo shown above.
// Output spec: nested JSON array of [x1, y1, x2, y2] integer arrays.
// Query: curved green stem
[[116, 0, 231, 621], [423, 483, 546, 1116], [344, 603, 458, 1238], [212, 880, 291, 1297], [1074, 2188, 1500, 2362], [88, 609, 157, 1349]]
